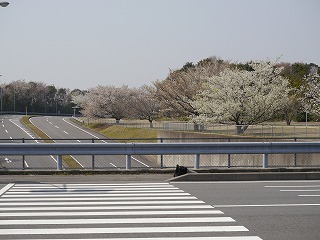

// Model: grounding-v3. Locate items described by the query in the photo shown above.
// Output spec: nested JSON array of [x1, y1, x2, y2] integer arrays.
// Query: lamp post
[[0, 2, 9, 7]]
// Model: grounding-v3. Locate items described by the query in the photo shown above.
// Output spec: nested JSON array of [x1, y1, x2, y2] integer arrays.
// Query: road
[[175, 180, 320, 240], [0, 177, 319, 239], [30, 116, 159, 170], [0, 115, 57, 169]]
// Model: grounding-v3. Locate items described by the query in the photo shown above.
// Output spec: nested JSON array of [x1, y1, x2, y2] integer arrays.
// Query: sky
[[0, 0, 319, 90]]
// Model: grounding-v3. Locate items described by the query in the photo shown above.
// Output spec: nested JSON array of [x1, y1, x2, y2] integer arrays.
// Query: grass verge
[[86, 124, 158, 142], [21, 116, 83, 169]]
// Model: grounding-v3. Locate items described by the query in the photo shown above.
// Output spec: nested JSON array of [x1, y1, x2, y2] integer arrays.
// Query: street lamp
[[0, 2, 9, 7]]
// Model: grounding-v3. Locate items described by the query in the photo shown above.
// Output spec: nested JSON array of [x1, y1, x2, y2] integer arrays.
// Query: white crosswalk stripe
[[0, 182, 263, 239]]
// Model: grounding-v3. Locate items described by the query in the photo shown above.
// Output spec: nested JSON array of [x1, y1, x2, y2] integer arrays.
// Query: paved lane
[[0, 115, 57, 169], [30, 116, 159, 170]]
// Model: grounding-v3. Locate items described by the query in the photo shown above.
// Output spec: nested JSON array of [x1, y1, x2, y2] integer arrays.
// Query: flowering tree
[[153, 57, 228, 117], [130, 85, 160, 128], [299, 67, 320, 115], [74, 85, 132, 123], [191, 60, 290, 134]]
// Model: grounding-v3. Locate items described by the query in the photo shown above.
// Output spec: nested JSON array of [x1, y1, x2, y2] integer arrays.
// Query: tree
[[78, 85, 132, 123], [191, 60, 290, 134], [153, 56, 228, 117], [299, 68, 320, 115], [130, 85, 160, 128]]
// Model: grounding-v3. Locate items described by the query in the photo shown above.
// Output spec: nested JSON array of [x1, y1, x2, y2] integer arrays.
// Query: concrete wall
[[157, 130, 320, 168]]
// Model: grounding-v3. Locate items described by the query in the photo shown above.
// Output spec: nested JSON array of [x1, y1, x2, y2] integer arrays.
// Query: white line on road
[[215, 203, 320, 207], [16, 237, 262, 240], [3, 192, 191, 197], [0, 196, 197, 201], [63, 117, 106, 142], [0, 210, 224, 217], [110, 162, 120, 169], [0, 226, 247, 235], [132, 156, 150, 167], [8, 188, 181, 192], [0, 200, 205, 206], [280, 189, 320, 192], [0, 183, 14, 196], [0, 205, 214, 211], [14, 183, 170, 186], [0, 217, 235, 225], [265, 185, 320, 188], [299, 195, 320, 197], [63, 130, 68, 134]]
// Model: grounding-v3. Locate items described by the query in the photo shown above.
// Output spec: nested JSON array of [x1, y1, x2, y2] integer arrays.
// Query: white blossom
[[191, 60, 290, 133]]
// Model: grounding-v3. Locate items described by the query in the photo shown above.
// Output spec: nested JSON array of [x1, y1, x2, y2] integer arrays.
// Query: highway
[[0, 115, 57, 169], [29, 116, 159, 170]]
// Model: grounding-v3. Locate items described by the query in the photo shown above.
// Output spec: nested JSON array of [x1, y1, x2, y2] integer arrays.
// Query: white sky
[[1, 0, 319, 90]]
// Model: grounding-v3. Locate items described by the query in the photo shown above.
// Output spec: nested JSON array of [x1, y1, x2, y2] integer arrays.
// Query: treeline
[[0, 80, 83, 114], [1, 56, 319, 124]]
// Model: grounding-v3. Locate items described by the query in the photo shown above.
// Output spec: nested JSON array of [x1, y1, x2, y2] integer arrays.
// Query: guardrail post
[[126, 155, 131, 170], [92, 138, 95, 170], [227, 138, 231, 168], [22, 138, 25, 170], [160, 138, 163, 168], [263, 154, 268, 168], [57, 155, 63, 171], [194, 154, 200, 169]]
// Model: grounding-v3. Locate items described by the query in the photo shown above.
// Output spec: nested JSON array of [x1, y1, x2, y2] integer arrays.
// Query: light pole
[[0, 2, 9, 7]]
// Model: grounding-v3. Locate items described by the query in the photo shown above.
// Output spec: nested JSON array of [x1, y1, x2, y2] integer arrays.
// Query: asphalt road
[[0, 115, 56, 169], [174, 180, 320, 240], [0, 176, 319, 240], [0, 115, 159, 170]]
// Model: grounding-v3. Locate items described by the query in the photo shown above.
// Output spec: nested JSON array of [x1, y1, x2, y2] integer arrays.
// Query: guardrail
[[1, 142, 320, 170]]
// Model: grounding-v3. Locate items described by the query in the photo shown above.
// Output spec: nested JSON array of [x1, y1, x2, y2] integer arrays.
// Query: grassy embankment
[[78, 122, 158, 142], [22, 116, 82, 169]]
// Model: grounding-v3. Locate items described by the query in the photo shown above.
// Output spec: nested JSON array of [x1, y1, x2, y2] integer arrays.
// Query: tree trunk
[[236, 125, 249, 134]]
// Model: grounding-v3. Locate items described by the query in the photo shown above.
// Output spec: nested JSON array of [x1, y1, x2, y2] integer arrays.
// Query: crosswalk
[[0, 183, 262, 239]]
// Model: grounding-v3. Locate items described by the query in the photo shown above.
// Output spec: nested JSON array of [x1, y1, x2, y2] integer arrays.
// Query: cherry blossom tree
[[191, 60, 290, 134], [299, 67, 320, 115]]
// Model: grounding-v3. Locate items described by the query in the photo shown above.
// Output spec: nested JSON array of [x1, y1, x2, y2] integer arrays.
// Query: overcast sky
[[1, 0, 319, 90]]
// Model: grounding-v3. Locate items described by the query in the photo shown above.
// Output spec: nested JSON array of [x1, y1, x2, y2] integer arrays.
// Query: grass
[[86, 124, 158, 142], [22, 116, 83, 169]]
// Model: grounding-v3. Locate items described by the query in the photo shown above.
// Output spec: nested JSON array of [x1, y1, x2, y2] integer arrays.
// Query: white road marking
[[63, 117, 106, 142], [55, 126, 59, 128], [280, 189, 320, 192], [63, 130, 68, 134], [0, 217, 235, 225], [214, 203, 320, 207], [0, 183, 14, 196], [13, 183, 172, 188], [0, 196, 197, 201], [265, 185, 320, 188], [9, 118, 37, 142], [4, 129, 8, 133], [110, 162, 120, 169], [10, 187, 183, 194], [3, 192, 191, 197], [0, 210, 224, 217], [15, 182, 173, 188], [299, 195, 320, 197], [0, 226, 247, 235], [0, 205, 214, 211], [132, 156, 150, 167], [18, 237, 262, 240], [0, 200, 204, 206]]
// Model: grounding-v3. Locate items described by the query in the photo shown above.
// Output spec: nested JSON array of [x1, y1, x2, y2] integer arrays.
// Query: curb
[[168, 172, 320, 182]]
